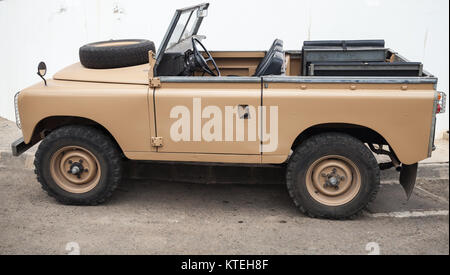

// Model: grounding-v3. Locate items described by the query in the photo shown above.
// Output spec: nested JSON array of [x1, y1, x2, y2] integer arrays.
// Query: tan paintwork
[[54, 62, 149, 85], [193, 51, 265, 76], [262, 83, 435, 165], [154, 82, 261, 155], [126, 151, 261, 163], [285, 52, 302, 76], [17, 48, 437, 166], [18, 80, 154, 155]]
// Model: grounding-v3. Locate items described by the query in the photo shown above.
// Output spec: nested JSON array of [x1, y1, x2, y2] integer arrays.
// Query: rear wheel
[[286, 133, 380, 219], [34, 126, 122, 205]]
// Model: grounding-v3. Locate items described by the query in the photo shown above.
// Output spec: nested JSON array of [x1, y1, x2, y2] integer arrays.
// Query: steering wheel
[[192, 37, 221, 76]]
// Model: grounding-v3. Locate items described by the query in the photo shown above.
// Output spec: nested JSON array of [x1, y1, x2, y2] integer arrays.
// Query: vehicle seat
[[254, 39, 284, 77]]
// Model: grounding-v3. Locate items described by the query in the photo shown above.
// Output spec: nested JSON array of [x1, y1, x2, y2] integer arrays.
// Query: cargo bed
[[300, 40, 426, 77]]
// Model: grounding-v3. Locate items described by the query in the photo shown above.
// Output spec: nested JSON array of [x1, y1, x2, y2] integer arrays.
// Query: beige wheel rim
[[305, 155, 361, 206], [50, 146, 101, 194]]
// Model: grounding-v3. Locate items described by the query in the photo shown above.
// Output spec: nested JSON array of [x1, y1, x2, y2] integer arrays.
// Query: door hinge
[[151, 137, 163, 147], [150, 77, 161, 88]]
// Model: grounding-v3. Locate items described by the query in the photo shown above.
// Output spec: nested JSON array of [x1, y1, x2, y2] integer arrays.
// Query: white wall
[[0, 0, 448, 137]]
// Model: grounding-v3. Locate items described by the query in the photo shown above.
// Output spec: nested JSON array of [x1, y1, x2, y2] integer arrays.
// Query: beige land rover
[[12, 3, 446, 219]]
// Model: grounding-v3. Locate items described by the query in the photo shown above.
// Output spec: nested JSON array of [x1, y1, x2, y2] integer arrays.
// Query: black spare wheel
[[79, 39, 155, 69]]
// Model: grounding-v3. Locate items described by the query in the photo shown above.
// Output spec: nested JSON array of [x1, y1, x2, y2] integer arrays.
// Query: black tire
[[34, 125, 123, 205], [286, 133, 380, 219], [79, 39, 155, 69]]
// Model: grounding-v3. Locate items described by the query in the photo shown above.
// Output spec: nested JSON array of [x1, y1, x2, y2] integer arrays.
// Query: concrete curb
[[1, 150, 448, 184]]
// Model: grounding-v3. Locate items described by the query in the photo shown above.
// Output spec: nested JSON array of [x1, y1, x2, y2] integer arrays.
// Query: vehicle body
[[12, 3, 446, 219]]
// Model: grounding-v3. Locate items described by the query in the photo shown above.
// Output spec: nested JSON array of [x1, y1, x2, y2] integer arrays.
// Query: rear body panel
[[262, 79, 436, 165]]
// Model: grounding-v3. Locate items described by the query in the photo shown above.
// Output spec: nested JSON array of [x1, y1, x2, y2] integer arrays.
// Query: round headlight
[[14, 92, 21, 129]]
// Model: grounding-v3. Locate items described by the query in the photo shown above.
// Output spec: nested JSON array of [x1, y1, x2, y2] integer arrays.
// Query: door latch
[[238, 105, 250, 119]]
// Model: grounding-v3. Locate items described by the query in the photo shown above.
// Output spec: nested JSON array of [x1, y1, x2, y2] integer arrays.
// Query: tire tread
[[286, 132, 380, 220], [34, 126, 122, 205]]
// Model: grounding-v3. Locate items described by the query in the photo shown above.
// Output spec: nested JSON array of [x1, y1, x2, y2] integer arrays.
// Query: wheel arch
[[291, 123, 393, 154], [29, 116, 125, 157]]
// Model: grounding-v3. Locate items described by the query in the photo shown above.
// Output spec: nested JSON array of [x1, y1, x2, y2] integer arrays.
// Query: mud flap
[[399, 163, 418, 200]]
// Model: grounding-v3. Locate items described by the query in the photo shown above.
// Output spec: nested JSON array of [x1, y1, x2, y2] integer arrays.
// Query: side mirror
[[37, 62, 47, 86]]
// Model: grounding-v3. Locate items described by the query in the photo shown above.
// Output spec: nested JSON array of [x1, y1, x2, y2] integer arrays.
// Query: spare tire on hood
[[79, 39, 156, 69]]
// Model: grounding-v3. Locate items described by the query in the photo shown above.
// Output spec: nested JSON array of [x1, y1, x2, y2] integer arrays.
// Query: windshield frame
[[154, 3, 209, 75]]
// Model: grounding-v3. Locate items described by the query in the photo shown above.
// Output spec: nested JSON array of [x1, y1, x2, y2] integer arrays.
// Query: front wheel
[[34, 126, 123, 205], [286, 133, 380, 219]]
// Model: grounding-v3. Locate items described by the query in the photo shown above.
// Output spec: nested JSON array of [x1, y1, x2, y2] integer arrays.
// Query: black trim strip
[[158, 76, 437, 84]]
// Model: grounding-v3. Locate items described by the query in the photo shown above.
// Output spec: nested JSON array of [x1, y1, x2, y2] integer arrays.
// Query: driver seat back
[[254, 39, 285, 77]]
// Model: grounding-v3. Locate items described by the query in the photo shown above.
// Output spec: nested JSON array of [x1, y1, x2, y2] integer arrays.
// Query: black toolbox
[[307, 61, 423, 77], [303, 40, 385, 48], [301, 39, 422, 77], [302, 40, 388, 76]]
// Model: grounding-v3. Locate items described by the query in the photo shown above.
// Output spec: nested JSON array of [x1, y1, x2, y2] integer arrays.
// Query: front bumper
[[11, 137, 33, 157]]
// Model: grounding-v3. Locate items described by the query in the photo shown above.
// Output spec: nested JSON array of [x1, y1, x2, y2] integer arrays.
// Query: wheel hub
[[322, 168, 346, 190], [50, 146, 101, 193], [68, 161, 86, 178], [305, 155, 362, 207]]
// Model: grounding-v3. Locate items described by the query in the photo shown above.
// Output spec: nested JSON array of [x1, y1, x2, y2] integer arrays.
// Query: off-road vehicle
[[12, 3, 446, 219]]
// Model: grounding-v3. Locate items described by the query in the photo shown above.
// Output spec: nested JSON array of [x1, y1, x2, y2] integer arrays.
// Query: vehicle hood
[[53, 62, 149, 85]]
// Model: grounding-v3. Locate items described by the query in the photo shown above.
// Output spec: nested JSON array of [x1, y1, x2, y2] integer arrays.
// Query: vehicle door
[[153, 78, 261, 155]]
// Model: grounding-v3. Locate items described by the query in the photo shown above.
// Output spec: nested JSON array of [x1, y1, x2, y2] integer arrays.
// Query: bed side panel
[[263, 82, 435, 165]]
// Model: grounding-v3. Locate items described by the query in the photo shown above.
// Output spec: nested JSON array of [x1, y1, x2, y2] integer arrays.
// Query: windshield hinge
[[148, 50, 160, 88], [148, 50, 156, 77], [151, 137, 163, 147]]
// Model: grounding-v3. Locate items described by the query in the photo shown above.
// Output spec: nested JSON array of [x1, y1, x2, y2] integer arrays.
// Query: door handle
[[238, 104, 250, 119]]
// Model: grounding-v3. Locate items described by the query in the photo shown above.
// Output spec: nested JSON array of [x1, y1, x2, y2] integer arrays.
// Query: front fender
[[18, 80, 151, 153]]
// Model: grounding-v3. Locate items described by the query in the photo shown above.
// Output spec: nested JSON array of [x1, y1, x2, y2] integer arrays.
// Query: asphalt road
[[0, 164, 448, 255]]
